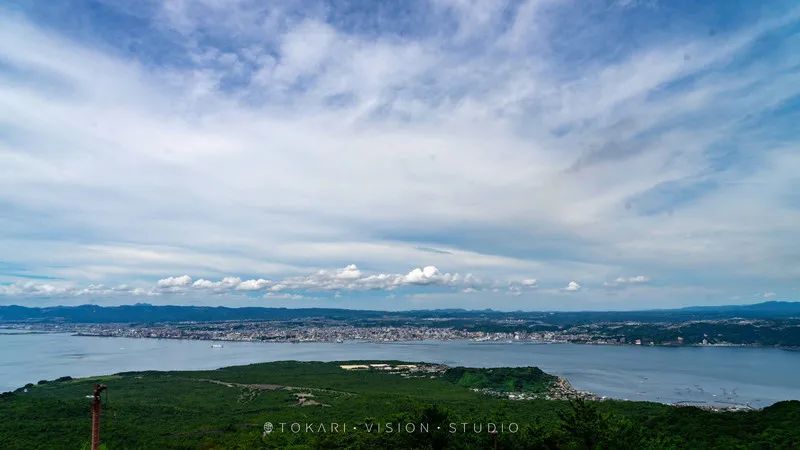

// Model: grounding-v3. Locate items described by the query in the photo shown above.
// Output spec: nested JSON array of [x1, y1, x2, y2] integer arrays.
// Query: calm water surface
[[2, 330, 799, 408]]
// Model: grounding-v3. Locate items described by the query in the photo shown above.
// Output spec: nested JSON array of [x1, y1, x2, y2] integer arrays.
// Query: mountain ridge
[[1, 301, 798, 324]]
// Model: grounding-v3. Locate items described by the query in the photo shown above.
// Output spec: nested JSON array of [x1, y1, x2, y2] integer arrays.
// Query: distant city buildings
[[2, 316, 787, 348]]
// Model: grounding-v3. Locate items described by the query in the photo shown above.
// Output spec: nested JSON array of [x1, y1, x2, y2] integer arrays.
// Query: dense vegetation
[[442, 367, 556, 393], [579, 321, 800, 346], [1, 361, 799, 449]]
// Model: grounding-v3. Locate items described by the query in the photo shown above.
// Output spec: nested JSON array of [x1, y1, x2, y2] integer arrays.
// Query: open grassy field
[[1, 361, 798, 449]]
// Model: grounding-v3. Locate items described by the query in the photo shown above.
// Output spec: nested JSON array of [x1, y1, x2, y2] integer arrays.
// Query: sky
[[0, 0, 799, 310]]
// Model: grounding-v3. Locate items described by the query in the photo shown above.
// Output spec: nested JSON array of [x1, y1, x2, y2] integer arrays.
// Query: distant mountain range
[[0, 301, 798, 324], [676, 301, 800, 313]]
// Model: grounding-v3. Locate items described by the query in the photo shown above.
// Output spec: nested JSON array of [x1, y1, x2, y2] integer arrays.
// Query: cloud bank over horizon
[[1, 0, 799, 310]]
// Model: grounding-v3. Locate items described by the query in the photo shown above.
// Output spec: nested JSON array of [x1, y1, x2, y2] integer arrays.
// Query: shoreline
[[4, 326, 795, 351], [3, 358, 759, 412], [1, 332, 794, 409], [6, 323, 799, 356]]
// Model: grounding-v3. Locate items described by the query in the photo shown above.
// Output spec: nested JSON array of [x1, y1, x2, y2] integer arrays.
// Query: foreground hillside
[[1, 361, 798, 449]]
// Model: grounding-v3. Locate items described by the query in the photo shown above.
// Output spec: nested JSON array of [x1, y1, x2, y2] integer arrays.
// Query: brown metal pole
[[91, 384, 107, 450]]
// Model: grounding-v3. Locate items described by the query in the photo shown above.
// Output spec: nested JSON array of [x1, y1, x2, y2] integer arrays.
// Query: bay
[[2, 331, 799, 408]]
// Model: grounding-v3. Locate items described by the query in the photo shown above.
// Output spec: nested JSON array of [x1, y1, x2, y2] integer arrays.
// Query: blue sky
[[1, 0, 799, 310]]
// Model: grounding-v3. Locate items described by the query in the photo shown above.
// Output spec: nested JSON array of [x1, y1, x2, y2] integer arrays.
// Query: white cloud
[[273, 264, 461, 291], [1, 264, 484, 298], [192, 277, 242, 290], [263, 292, 306, 300], [236, 279, 271, 291], [603, 275, 651, 288], [335, 264, 362, 280], [1, 4, 799, 309], [0, 281, 157, 298], [403, 266, 446, 284], [157, 275, 192, 288], [564, 281, 582, 292], [619, 275, 650, 283], [0, 282, 67, 296]]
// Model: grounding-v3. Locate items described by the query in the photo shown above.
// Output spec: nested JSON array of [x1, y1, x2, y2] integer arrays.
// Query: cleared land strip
[[189, 377, 357, 396]]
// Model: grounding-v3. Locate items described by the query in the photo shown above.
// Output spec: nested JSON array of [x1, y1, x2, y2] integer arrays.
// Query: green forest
[[1, 361, 798, 449]]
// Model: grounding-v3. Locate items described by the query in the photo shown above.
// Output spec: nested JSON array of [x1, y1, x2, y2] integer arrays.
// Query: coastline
[[2, 331, 798, 409], [2, 324, 797, 350]]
